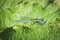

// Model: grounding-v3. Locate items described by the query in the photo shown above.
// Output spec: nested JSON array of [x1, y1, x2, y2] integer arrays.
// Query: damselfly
[[15, 18, 46, 24]]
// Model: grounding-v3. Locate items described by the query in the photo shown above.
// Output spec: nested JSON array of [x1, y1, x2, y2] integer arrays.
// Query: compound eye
[[39, 19, 46, 23]]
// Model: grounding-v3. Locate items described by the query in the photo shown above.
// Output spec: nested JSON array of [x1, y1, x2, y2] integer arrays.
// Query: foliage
[[0, 0, 60, 40]]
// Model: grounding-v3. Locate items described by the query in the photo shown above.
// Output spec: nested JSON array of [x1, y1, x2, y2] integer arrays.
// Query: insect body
[[15, 18, 46, 24], [34, 19, 46, 23]]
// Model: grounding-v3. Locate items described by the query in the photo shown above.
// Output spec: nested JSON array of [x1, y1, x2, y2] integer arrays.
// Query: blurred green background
[[0, 0, 60, 40]]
